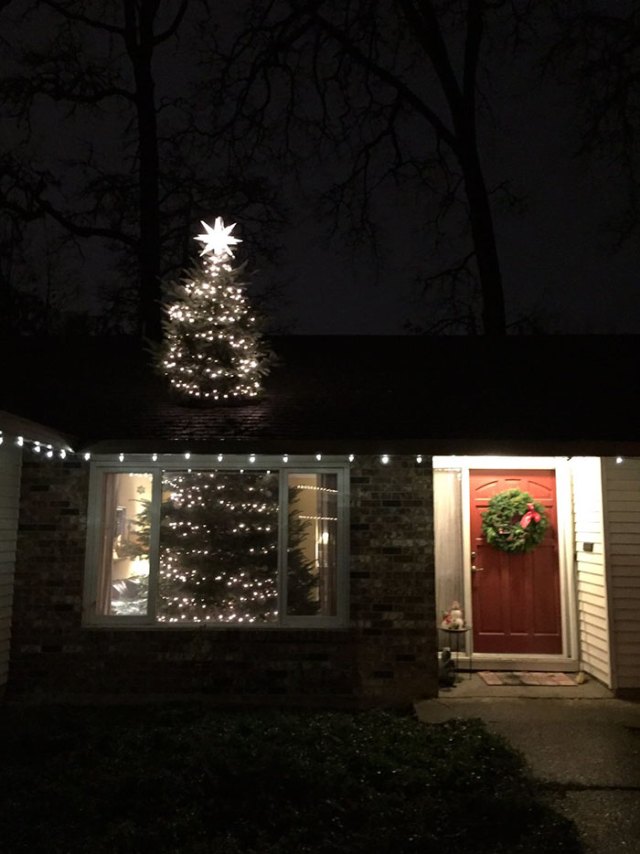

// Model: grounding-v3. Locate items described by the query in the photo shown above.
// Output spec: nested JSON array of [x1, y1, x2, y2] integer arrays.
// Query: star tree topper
[[194, 217, 241, 259]]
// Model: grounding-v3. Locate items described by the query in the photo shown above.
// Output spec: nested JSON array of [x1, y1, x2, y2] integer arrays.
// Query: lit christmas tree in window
[[159, 217, 269, 401], [156, 470, 319, 623]]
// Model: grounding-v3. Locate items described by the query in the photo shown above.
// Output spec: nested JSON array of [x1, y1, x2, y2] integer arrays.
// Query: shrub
[[0, 707, 581, 853]]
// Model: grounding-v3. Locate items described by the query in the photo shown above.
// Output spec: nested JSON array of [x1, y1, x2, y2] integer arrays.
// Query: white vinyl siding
[[571, 457, 611, 686], [0, 443, 21, 687], [602, 457, 640, 693]]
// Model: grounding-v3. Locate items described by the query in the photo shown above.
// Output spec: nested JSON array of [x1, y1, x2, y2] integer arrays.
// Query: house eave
[[0, 409, 76, 452], [79, 436, 640, 459]]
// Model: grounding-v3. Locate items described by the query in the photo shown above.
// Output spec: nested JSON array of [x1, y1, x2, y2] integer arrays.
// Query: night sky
[[282, 39, 640, 335], [2, 2, 639, 336]]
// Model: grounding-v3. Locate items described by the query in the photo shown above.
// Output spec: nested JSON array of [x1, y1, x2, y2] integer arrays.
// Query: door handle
[[470, 551, 483, 572]]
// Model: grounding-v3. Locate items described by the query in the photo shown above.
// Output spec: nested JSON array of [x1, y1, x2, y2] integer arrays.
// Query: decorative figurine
[[449, 600, 465, 629]]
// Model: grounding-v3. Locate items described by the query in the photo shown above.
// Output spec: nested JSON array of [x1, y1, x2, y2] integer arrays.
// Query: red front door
[[470, 470, 562, 655]]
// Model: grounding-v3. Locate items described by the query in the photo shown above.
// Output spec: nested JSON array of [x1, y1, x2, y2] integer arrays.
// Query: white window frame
[[83, 455, 350, 628]]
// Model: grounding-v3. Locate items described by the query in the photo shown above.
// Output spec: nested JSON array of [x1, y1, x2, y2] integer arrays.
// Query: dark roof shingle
[[1, 335, 639, 455]]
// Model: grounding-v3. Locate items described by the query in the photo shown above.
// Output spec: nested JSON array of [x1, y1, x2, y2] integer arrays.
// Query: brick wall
[[350, 456, 436, 702], [7, 456, 436, 706]]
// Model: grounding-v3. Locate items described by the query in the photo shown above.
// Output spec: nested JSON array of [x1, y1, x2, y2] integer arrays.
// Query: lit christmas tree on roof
[[159, 217, 269, 402]]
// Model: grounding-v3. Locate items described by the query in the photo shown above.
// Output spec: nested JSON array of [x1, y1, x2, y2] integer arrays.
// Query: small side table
[[439, 626, 472, 679]]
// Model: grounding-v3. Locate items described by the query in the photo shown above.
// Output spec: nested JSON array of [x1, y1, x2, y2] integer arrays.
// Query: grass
[[0, 706, 582, 853]]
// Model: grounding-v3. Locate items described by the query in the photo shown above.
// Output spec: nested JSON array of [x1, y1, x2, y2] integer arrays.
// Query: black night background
[[1, 0, 639, 339], [3, 5, 640, 854]]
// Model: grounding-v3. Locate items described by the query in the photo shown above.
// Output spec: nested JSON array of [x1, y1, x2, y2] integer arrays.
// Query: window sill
[[82, 620, 351, 632]]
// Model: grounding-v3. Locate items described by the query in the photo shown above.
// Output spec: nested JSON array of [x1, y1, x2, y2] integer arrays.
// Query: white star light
[[194, 217, 241, 258]]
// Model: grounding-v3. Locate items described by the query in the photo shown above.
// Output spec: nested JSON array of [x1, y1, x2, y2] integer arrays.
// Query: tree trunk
[[458, 139, 507, 336], [125, 0, 162, 342]]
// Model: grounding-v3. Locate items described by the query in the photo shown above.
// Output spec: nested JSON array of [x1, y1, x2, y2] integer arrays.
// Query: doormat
[[478, 671, 577, 687]]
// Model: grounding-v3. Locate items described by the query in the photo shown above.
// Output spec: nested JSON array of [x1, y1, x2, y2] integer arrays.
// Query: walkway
[[415, 677, 640, 853]]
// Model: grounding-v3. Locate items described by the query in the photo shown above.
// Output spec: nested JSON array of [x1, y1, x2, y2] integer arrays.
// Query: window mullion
[[147, 468, 162, 623], [278, 469, 288, 625], [338, 467, 349, 624]]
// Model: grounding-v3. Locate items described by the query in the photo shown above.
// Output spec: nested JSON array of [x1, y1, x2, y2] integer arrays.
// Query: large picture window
[[85, 459, 347, 627]]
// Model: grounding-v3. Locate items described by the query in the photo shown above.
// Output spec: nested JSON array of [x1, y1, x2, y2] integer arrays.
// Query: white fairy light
[[315, 453, 322, 461], [59, 449, 66, 459], [17, 436, 24, 446], [381, 454, 389, 464], [348, 454, 355, 462], [84, 452, 91, 461], [616, 456, 624, 464], [217, 453, 224, 462], [416, 455, 423, 464], [184, 452, 191, 460], [282, 454, 288, 463], [249, 454, 256, 463], [152, 453, 158, 462], [159, 218, 267, 402], [119, 453, 124, 462]]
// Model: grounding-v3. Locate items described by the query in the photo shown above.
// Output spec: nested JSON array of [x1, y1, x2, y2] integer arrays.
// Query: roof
[[1, 335, 639, 455], [0, 409, 74, 450]]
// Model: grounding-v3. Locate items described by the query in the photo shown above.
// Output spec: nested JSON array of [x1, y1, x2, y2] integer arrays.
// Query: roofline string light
[[0, 430, 73, 459], [0, 431, 632, 467], [0, 431, 430, 466], [97, 452, 424, 465]]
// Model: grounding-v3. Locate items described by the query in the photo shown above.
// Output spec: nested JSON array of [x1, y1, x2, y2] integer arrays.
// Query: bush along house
[[2, 332, 640, 706]]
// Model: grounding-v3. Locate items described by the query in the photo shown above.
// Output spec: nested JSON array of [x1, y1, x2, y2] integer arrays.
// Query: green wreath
[[482, 489, 548, 553]]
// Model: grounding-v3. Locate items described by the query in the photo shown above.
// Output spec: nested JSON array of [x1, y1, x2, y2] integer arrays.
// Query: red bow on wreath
[[520, 503, 541, 529]]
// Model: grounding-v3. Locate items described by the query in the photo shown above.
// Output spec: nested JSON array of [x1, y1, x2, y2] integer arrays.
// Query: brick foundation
[[7, 456, 437, 706]]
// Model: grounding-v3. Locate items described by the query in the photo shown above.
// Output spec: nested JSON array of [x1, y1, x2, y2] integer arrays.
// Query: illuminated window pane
[[287, 473, 338, 616], [157, 470, 279, 624], [97, 473, 152, 616]]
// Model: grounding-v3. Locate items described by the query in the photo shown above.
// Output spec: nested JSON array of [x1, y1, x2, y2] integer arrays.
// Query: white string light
[[0, 430, 76, 458], [159, 218, 266, 402], [0, 430, 425, 468]]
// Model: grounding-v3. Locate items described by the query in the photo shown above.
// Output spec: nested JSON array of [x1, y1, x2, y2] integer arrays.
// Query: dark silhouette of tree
[[227, 0, 525, 335], [549, 2, 640, 246], [0, 0, 282, 339]]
